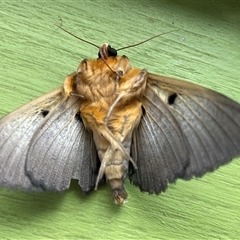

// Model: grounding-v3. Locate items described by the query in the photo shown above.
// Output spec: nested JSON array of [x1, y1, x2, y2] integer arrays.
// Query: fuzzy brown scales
[[63, 46, 147, 204]]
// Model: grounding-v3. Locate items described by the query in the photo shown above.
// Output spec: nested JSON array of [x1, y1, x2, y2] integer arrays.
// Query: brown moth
[[0, 30, 240, 204]]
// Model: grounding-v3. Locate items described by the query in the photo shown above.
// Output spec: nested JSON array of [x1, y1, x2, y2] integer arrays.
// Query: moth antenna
[[55, 20, 178, 88], [55, 17, 99, 49], [55, 19, 117, 73], [117, 29, 179, 51]]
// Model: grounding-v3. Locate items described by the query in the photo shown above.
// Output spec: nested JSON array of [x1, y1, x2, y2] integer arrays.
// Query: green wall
[[0, 1, 240, 239]]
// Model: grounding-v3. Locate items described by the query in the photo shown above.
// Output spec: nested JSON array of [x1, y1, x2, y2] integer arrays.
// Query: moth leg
[[94, 146, 113, 189], [81, 105, 136, 168], [63, 72, 78, 96], [94, 140, 128, 204], [99, 124, 137, 168]]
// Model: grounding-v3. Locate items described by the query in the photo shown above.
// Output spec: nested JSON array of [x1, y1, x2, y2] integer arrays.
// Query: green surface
[[0, 1, 240, 239]]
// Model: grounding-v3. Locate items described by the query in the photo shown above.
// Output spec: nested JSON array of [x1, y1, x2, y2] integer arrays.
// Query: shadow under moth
[[0, 29, 240, 204]]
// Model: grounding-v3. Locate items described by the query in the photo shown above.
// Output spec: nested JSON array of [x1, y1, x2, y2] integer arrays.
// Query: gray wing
[[0, 88, 62, 190], [0, 88, 96, 192], [130, 85, 189, 194], [130, 73, 240, 194], [26, 96, 97, 192]]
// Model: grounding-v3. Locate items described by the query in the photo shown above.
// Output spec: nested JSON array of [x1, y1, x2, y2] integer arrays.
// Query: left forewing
[[0, 88, 96, 192], [0, 88, 63, 191]]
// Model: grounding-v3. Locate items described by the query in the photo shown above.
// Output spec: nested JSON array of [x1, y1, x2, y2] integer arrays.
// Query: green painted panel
[[0, 1, 240, 239]]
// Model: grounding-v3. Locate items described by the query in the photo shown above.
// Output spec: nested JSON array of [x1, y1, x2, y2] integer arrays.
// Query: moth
[[1, 29, 240, 205]]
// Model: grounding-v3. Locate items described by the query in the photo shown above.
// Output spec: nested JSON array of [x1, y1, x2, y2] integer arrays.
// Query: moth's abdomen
[[103, 149, 129, 204], [87, 101, 143, 204]]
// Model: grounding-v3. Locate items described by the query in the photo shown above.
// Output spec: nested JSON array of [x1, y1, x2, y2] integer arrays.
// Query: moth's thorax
[[76, 55, 147, 128], [76, 56, 144, 102]]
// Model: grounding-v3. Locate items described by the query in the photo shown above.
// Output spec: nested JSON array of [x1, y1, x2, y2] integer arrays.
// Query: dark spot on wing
[[41, 110, 49, 117], [141, 106, 146, 115], [75, 112, 82, 122], [168, 93, 177, 105]]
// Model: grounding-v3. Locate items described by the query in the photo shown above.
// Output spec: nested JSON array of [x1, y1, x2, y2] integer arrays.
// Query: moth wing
[[130, 73, 240, 194], [0, 88, 97, 193], [26, 95, 97, 192], [130, 82, 189, 194], [0, 88, 62, 191]]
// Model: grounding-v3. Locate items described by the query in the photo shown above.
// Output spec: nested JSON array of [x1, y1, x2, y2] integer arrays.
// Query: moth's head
[[77, 43, 132, 84], [75, 44, 147, 103], [98, 43, 118, 60]]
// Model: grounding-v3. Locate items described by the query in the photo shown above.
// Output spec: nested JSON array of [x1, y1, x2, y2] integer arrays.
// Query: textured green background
[[0, 1, 240, 239]]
